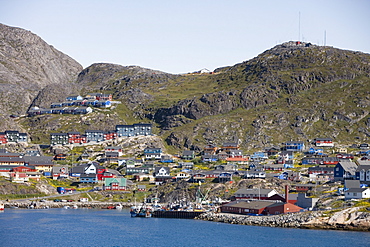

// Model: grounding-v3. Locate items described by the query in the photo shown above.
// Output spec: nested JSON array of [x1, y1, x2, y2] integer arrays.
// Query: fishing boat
[[152, 183, 217, 219], [130, 204, 153, 217], [130, 197, 156, 217], [0, 201, 4, 211]]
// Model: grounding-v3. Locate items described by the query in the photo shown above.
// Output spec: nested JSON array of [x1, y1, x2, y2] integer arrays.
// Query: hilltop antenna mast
[[298, 12, 301, 41], [324, 30, 326, 46]]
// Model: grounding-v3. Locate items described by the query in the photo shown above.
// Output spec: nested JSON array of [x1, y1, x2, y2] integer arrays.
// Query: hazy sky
[[1, 0, 369, 74]]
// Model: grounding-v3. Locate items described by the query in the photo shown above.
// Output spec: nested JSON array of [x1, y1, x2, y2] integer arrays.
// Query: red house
[[221, 200, 303, 215], [68, 132, 87, 144], [314, 138, 334, 147], [12, 166, 36, 172], [264, 202, 303, 215], [322, 157, 340, 165], [0, 132, 7, 144], [295, 184, 318, 192], [96, 94, 112, 101], [104, 131, 117, 141], [96, 166, 108, 181]]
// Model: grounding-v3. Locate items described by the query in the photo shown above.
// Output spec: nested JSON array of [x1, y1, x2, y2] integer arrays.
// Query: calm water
[[0, 208, 369, 247]]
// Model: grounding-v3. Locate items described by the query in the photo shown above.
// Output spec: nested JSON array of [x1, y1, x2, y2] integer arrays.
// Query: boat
[[0, 201, 4, 211], [130, 198, 155, 217], [151, 183, 216, 219], [130, 204, 153, 217]]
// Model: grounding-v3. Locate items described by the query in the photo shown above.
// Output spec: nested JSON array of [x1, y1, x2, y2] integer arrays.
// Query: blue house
[[86, 130, 105, 142], [116, 123, 152, 137], [308, 148, 324, 155], [218, 172, 233, 183], [66, 95, 83, 101], [133, 123, 152, 136], [144, 148, 162, 159], [96, 100, 111, 108], [334, 161, 358, 181], [116, 125, 135, 137], [283, 160, 294, 168], [285, 141, 305, 152], [79, 173, 98, 183], [51, 103, 63, 108], [302, 157, 323, 165], [201, 154, 218, 162], [355, 162, 370, 184], [250, 152, 268, 160]]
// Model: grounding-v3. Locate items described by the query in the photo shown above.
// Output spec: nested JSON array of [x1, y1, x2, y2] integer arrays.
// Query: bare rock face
[[0, 23, 82, 128]]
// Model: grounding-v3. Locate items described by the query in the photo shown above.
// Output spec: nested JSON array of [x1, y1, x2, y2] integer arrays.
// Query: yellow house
[[0, 157, 25, 166], [24, 156, 55, 173]]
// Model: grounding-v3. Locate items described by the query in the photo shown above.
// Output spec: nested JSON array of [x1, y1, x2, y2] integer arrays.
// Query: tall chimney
[[285, 185, 289, 203]]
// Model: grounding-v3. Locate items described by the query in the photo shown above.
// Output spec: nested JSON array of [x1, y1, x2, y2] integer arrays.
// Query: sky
[[1, 0, 369, 74]]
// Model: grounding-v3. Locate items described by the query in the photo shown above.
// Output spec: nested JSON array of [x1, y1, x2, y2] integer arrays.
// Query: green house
[[103, 177, 127, 190]]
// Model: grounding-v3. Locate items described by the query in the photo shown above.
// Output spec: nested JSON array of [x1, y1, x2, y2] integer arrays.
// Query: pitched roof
[[357, 160, 370, 166], [344, 180, 360, 189], [338, 161, 357, 174], [104, 177, 126, 186], [346, 188, 370, 193], [235, 188, 277, 195], [224, 200, 276, 209], [24, 156, 54, 165]]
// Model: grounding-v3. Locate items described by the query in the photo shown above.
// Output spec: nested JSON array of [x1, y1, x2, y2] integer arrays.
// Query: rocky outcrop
[[197, 207, 370, 231], [0, 23, 82, 129]]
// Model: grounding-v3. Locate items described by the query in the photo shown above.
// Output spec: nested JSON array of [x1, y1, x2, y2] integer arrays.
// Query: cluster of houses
[[50, 123, 152, 145], [2, 128, 370, 213], [27, 93, 115, 116], [0, 149, 129, 191], [0, 130, 28, 144]]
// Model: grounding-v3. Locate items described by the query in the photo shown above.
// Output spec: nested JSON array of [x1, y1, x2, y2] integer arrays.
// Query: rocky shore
[[4, 201, 134, 209], [197, 208, 370, 231]]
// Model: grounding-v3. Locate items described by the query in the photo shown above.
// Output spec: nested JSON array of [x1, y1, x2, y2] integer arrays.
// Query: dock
[[152, 210, 204, 219]]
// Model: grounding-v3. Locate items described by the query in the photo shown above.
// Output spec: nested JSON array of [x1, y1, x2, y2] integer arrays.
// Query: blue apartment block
[[86, 130, 105, 142], [116, 123, 152, 137], [285, 141, 305, 152]]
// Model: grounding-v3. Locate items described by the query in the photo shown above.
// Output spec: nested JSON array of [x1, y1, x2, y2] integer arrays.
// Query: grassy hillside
[[17, 42, 370, 152]]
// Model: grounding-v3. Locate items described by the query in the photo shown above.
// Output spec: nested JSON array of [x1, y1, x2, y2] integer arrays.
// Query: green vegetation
[[0, 193, 47, 200]]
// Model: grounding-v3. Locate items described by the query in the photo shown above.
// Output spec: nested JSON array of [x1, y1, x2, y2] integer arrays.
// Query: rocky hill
[[74, 41, 370, 151], [1, 23, 369, 150], [0, 23, 82, 130]]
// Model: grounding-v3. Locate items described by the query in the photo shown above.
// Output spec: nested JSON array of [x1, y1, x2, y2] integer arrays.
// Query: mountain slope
[[2, 23, 369, 151], [0, 23, 82, 130], [74, 42, 370, 150]]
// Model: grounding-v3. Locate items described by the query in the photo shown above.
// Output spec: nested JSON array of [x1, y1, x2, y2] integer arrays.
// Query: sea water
[[0, 208, 369, 247]]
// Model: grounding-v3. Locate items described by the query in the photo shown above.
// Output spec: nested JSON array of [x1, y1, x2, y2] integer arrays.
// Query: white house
[[84, 163, 97, 174], [345, 188, 370, 200]]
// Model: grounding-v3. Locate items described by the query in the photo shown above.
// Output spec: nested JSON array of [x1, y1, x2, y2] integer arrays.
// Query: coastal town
[[1, 93, 370, 230]]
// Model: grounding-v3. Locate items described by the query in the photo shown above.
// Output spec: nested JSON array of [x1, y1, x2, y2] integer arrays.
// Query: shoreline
[[4, 201, 135, 209], [196, 210, 370, 232], [5, 201, 370, 232]]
